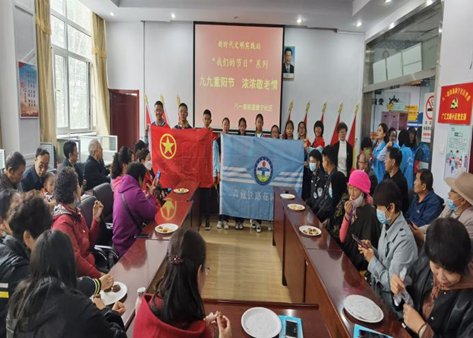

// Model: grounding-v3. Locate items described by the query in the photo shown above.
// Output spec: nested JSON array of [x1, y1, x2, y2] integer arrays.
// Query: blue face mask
[[446, 198, 457, 212], [376, 208, 389, 225], [328, 186, 333, 199], [309, 162, 316, 172]]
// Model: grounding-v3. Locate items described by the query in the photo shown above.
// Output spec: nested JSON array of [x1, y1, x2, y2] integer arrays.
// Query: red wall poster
[[438, 82, 473, 125]]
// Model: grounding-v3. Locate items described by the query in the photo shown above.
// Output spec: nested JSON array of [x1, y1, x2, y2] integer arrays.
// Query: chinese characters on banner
[[438, 82, 473, 125], [421, 93, 435, 143], [18, 62, 39, 118], [444, 125, 471, 180]]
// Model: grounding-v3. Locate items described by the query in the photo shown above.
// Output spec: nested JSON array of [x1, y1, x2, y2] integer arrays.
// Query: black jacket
[[312, 170, 347, 223], [342, 204, 381, 271], [6, 278, 126, 338], [62, 159, 84, 187], [306, 168, 327, 209], [333, 140, 353, 178], [404, 252, 473, 337], [84, 156, 110, 191], [383, 169, 409, 213], [20, 167, 44, 192], [0, 236, 30, 338]]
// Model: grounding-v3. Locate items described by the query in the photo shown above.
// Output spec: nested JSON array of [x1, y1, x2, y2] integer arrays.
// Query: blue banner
[[220, 134, 304, 221]]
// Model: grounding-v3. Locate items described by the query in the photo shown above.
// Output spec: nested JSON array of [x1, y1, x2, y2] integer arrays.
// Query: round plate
[[241, 307, 281, 338], [287, 203, 305, 211], [155, 223, 178, 235], [343, 295, 384, 323], [99, 281, 127, 306], [299, 225, 321, 237], [280, 193, 295, 200], [174, 188, 189, 194]]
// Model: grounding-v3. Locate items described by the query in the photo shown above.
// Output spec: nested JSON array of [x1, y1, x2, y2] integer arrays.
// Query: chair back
[[78, 195, 97, 229], [92, 182, 113, 223]]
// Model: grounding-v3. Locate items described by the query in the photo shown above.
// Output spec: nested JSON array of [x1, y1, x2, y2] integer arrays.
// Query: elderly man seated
[[84, 139, 110, 191]]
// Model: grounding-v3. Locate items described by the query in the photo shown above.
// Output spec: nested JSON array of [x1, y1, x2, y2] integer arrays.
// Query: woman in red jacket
[[52, 167, 104, 278], [133, 228, 232, 338]]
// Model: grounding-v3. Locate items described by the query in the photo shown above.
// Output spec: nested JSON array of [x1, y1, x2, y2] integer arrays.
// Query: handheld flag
[[330, 102, 343, 145]]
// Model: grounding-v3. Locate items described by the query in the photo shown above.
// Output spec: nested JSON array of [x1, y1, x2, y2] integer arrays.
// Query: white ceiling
[[80, 0, 429, 33]]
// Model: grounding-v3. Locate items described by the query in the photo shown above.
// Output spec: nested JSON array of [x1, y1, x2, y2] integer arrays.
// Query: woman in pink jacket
[[112, 162, 156, 256]]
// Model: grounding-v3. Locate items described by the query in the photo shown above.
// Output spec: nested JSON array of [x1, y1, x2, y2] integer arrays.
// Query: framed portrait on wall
[[18, 61, 39, 119], [282, 46, 295, 80]]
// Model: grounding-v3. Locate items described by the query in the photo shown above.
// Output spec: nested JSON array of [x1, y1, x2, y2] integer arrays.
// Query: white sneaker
[[256, 224, 262, 233], [250, 219, 256, 229], [216, 221, 223, 229], [223, 221, 229, 230]]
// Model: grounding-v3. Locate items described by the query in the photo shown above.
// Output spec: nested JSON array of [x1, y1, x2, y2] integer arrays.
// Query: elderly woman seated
[[391, 217, 473, 337]]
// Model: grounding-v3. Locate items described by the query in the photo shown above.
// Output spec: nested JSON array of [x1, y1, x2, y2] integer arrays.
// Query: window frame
[[51, 0, 94, 135]]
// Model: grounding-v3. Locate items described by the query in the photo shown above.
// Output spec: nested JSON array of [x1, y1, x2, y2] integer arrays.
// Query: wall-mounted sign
[[438, 82, 473, 125]]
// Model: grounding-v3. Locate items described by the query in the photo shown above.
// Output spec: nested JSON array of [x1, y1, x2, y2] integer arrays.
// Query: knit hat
[[348, 169, 371, 195]]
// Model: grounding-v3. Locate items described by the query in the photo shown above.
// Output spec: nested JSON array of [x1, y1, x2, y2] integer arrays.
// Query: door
[[109, 89, 139, 150]]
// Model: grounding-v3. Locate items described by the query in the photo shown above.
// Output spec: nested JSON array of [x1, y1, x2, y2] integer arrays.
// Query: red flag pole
[[330, 102, 343, 145], [348, 104, 359, 169]]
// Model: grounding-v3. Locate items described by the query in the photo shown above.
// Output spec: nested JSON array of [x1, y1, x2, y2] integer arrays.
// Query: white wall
[[144, 22, 194, 129], [282, 28, 364, 145], [106, 22, 365, 147], [431, 0, 473, 198], [0, 0, 40, 161]]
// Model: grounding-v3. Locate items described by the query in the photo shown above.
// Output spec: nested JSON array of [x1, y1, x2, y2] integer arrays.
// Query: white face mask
[[351, 193, 364, 208], [144, 160, 152, 171]]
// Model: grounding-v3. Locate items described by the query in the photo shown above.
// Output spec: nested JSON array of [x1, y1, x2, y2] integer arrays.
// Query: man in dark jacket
[[21, 148, 49, 192], [84, 139, 110, 191], [62, 140, 84, 187], [383, 147, 409, 213], [306, 149, 327, 209], [313, 145, 347, 224]]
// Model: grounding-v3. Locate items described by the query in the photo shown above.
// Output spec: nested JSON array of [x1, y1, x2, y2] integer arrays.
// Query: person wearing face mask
[[313, 146, 347, 230], [135, 148, 155, 192], [112, 163, 157, 256], [110, 146, 133, 193], [390, 218, 473, 338], [358, 180, 417, 307], [305, 150, 327, 209], [52, 167, 105, 278], [437, 172, 473, 238], [339, 170, 380, 271]]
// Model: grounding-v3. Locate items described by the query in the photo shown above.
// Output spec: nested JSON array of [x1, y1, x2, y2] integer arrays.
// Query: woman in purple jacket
[[112, 162, 156, 256]]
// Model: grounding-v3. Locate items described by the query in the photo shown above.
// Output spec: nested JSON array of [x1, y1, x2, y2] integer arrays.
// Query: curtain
[[35, 0, 56, 143], [92, 13, 110, 135]]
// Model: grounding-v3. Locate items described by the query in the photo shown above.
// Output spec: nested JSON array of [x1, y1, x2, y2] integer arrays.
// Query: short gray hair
[[88, 139, 101, 156]]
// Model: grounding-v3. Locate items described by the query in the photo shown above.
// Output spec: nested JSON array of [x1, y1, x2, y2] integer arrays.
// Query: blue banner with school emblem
[[220, 134, 304, 221]]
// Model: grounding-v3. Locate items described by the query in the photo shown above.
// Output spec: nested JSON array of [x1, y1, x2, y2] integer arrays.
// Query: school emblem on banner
[[221, 135, 304, 221], [254, 156, 273, 185], [160, 133, 177, 159]]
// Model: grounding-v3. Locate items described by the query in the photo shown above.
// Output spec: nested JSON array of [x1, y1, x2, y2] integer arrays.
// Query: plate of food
[[173, 187, 189, 194], [299, 225, 321, 237], [155, 223, 178, 235], [343, 295, 384, 323], [280, 193, 295, 200], [287, 203, 305, 211], [98, 281, 127, 306], [241, 307, 281, 338]]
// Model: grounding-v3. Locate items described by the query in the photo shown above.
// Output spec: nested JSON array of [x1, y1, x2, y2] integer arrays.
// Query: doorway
[[109, 89, 139, 150]]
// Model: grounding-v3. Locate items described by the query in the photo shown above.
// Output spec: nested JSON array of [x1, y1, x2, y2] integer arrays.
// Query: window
[[51, 0, 94, 133]]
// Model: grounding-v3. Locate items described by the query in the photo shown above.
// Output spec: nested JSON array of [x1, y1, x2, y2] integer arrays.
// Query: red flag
[[330, 113, 340, 145], [145, 95, 152, 125], [348, 112, 357, 169], [151, 126, 213, 188]]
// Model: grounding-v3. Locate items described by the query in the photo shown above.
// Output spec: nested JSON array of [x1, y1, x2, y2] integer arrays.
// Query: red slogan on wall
[[438, 82, 473, 125]]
